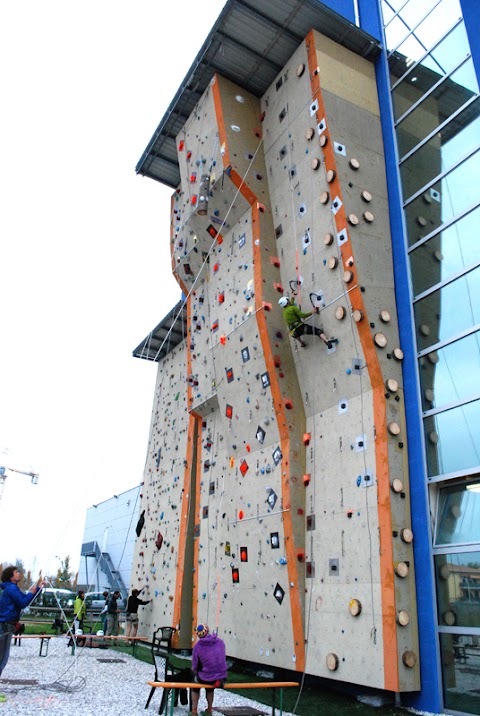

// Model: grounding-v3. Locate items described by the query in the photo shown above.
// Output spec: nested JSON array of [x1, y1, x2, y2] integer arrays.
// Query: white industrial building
[[77, 485, 141, 599]]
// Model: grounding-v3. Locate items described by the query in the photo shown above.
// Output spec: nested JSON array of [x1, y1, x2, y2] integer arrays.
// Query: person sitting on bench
[[190, 624, 227, 716]]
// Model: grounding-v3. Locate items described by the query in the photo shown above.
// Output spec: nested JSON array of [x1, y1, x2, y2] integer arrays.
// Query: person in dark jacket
[[0, 566, 44, 678], [105, 590, 121, 645], [190, 623, 227, 716], [125, 588, 150, 643], [279, 296, 337, 348]]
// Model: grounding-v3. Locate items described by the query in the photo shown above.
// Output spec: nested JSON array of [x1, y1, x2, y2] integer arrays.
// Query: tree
[[52, 555, 75, 590]]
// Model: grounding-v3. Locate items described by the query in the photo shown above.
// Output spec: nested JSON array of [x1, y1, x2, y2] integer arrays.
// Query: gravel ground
[[0, 637, 294, 715]]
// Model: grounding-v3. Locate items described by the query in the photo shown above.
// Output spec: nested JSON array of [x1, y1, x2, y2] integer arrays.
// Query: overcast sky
[[0, 0, 226, 578]]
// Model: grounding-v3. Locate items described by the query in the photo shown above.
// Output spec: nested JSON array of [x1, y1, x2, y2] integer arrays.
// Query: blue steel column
[[374, 35, 442, 716], [459, 0, 480, 81]]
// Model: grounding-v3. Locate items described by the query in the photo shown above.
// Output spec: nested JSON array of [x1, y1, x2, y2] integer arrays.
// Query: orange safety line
[[306, 30, 398, 691], [212, 77, 305, 671]]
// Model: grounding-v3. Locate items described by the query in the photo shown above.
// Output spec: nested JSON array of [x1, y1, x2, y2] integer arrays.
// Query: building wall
[[78, 485, 141, 594], [133, 30, 422, 693]]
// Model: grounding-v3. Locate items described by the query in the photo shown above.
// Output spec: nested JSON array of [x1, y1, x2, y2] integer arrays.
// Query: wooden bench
[[146, 680, 299, 716], [10, 634, 52, 657]]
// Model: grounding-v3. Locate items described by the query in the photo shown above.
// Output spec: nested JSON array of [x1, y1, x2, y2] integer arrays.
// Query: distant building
[[77, 486, 141, 599]]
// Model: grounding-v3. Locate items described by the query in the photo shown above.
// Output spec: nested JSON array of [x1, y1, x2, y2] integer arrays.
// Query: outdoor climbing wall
[[134, 30, 420, 693], [260, 31, 419, 691], [131, 338, 196, 645]]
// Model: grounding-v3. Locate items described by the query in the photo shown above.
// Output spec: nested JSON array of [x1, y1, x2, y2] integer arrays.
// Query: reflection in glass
[[392, 22, 470, 121], [397, 60, 478, 150], [439, 632, 480, 714], [424, 400, 480, 477], [420, 333, 480, 411], [404, 148, 480, 241], [436, 483, 480, 545], [393, 0, 462, 64], [436, 551, 480, 627], [410, 204, 480, 295], [414, 266, 480, 352], [401, 112, 480, 198]]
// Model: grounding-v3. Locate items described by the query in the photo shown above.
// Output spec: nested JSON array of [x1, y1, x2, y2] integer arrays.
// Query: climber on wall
[[279, 296, 338, 349]]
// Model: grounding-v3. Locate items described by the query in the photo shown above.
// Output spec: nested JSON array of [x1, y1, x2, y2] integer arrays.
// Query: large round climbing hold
[[391, 478, 404, 493], [397, 610, 410, 627], [326, 169, 336, 183], [379, 310, 391, 323], [349, 157, 360, 170], [326, 653, 339, 671], [395, 562, 409, 578], [323, 232, 334, 246], [335, 306, 346, 320], [352, 309, 363, 323], [343, 270, 354, 284], [401, 528, 414, 543], [393, 347, 404, 361], [361, 190, 372, 202], [349, 599, 362, 617], [347, 213, 359, 226], [311, 157, 321, 170], [402, 651, 417, 668], [305, 127, 315, 141], [388, 422, 401, 436], [296, 63, 305, 77], [327, 257, 338, 270], [319, 134, 328, 147], [319, 191, 329, 204], [386, 378, 399, 393], [363, 211, 375, 223], [374, 332, 387, 348]]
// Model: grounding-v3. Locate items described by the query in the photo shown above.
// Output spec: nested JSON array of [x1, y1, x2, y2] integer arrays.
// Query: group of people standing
[[1, 567, 229, 715]]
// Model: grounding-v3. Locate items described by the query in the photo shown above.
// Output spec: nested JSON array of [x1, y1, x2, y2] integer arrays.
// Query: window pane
[[385, 0, 456, 54], [404, 147, 480, 243], [436, 550, 480, 624], [436, 481, 480, 546], [391, 22, 471, 121], [439, 632, 480, 714], [414, 266, 480, 352], [396, 61, 479, 152], [410, 205, 480, 295], [424, 400, 480, 477], [420, 333, 480, 411], [400, 109, 480, 198]]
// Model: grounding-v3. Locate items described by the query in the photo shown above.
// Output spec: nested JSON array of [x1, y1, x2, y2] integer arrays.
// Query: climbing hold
[[326, 169, 336, 183], [349, 599, 362, 617], [303, 474, 311, 487], [402, 651, 417, 668], [388, 422, 401, 436], [395, 562, 409, 578], [335, 306, 346, 320], [326, 653, 339, 671], [323, 232, 334, 246], [374, 332, 387, 348], [401, 528, 414, 543], [397, 610, 410, 626], [303, 433, 311, 446], [349, 157, 360, 170]]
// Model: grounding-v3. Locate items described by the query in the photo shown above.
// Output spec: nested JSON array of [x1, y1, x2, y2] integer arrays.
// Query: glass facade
[[381, 0, 480, 712]]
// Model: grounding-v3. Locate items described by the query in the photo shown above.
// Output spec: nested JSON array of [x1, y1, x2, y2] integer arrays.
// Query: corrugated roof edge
[[135, 0, 381, 186]]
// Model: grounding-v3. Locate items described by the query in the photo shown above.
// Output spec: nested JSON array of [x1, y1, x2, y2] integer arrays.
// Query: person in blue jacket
[[0, 566, 44, 680]]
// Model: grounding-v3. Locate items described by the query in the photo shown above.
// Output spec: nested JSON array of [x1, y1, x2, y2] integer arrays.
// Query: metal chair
[[145, 627, 187, 713]]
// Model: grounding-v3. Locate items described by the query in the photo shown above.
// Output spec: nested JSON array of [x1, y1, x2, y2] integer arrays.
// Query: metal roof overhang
[[135, 0, 381, 188], [132, 300, 187, 362]]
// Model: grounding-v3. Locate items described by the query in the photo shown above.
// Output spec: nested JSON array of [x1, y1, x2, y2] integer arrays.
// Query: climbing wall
[[259, 31, 419, 691], [135, 29, 420, 693], [131, 338, 196, 643]]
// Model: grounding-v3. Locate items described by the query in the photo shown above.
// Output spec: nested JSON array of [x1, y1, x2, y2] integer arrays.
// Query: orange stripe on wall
[[212, 77, 305, 671], [306, 30, 398, 691]]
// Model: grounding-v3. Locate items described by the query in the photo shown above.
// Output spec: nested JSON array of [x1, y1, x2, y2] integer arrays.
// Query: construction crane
[[0, 465, 39, 503]]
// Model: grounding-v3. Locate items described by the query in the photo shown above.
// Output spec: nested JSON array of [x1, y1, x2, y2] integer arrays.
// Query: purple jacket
[[192, 633, 227, 682]]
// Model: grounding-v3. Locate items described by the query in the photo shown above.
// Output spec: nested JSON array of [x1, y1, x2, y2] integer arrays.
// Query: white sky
[[0, 0, 226, 578]]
